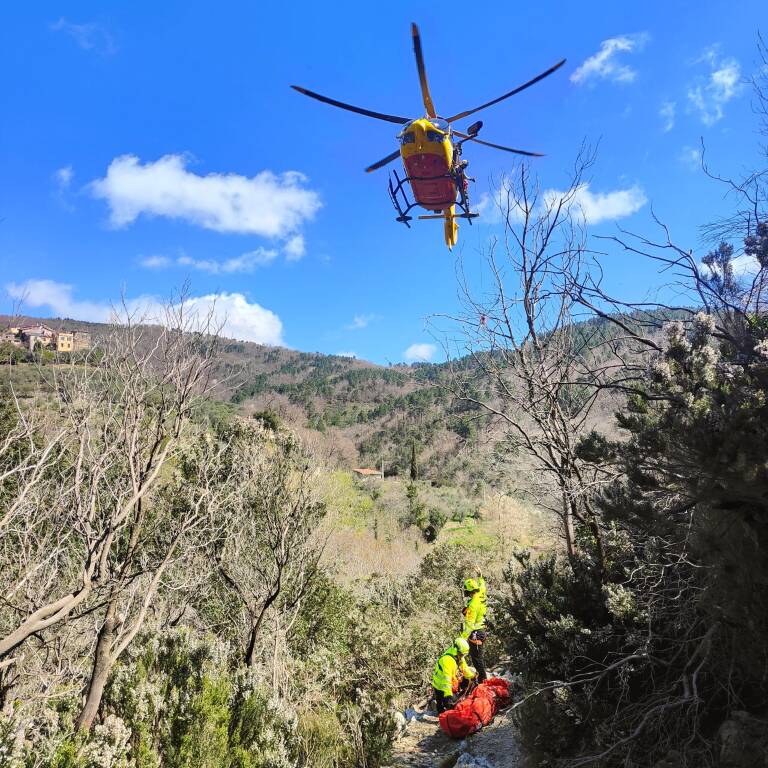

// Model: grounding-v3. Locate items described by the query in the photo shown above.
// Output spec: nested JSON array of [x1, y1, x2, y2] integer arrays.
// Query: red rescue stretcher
[[438, 677, 512, 739]]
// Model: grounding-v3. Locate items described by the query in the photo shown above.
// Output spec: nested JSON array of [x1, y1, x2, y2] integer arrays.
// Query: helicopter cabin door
[[399, 120, 456, 212]]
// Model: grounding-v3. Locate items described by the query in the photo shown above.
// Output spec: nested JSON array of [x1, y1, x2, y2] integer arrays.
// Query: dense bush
[[497, 300, 768, 766], [0, 534, 494, 768], [3, 630, 301, 768]]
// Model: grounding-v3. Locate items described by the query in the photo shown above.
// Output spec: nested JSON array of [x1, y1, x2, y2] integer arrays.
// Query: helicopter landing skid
[[388, 169, 478, 229]]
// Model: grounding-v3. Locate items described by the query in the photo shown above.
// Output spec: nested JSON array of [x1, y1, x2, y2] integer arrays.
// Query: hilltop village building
[[1, 324, 91, 352], [352, 467, 385, 480]]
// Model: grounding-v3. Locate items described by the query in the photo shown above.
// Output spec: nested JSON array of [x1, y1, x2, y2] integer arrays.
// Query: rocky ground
[[391, 707, 523, 768], [390, 669, 526, 768]]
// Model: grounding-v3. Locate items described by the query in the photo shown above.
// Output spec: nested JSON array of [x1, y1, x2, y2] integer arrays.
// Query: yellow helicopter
[[292, 23, 565, 249]]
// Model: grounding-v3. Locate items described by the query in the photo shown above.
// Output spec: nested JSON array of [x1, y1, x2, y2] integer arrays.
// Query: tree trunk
[[562, 489, 576, 563], [244, 589, 280, 667], [0, 658, 18, 711], [588, 513, 606, 579], [245, 621, 259, 667], [76, 607, 119, 732]]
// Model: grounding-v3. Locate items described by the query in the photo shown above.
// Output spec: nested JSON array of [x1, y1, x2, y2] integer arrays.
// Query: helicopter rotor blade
[[446, 59, 566, 124], [453, 131, 544, 157], [291, 85, 410, 124], [411, 23, 437, 118], [365, 149, 402, 173]]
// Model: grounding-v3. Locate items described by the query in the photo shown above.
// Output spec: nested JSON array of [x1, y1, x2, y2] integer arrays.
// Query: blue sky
[[0, 1, 764, 363]]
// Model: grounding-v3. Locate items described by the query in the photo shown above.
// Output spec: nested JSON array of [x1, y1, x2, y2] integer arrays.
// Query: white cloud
[[51, 18, 116, 54], [336, 351, 357, 358], [196, 293, 283, 345], [177, 248, 278, 274], [475, 188, 527, 225], [571, 34, 648, 86], [140, 254, 171, 269], [53, 166, 75, 211], [139, 248, 283, 273], [659, 101, 676, 132], [477, 183, 645, 228], [700, 253, 760, 280], [475, 191, 493, 215], [90, 154, 321, 241], [55, 166, 73, 191], [731, 254, 761, 276], [543, 183, 647, 225], [404, 343, 436, 362], [5, 279, 283, 345], [475, 191, 502, 224], [679, 145, 702, 171], [687, 48, 742, 125], [284, 234, 305, 261], [6, 279, 115, 322], [346, 313, 377, 330]]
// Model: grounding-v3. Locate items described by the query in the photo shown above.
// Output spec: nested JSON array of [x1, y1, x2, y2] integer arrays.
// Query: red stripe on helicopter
[[404, 154, 455, 211]]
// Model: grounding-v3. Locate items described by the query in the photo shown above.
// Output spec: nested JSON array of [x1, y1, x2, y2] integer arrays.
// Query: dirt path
[[390, 674, 525, 768], [391, 710, 523, 768]]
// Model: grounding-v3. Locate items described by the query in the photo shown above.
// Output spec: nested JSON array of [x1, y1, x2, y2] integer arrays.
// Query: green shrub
[[228, 672, 298, 768], [296, 709, 349, 768]]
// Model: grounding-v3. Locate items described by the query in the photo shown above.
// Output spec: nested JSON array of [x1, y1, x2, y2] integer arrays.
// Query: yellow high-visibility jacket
[[461, 576, 487, 639], [431, 647, 476, 697]]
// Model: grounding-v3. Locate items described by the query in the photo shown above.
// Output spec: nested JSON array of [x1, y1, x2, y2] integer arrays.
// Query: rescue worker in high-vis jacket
[[461, 567, 488, 682], [431, 637, 477, 713]]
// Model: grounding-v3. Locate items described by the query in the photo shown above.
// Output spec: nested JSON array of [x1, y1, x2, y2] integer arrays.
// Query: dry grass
[[322, 524, 425, 582], [318, 469, 559, 584], [479, 492, 557, 553]]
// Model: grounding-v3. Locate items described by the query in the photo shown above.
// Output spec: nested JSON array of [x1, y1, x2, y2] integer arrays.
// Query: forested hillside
[[1, 314, 508, 489]]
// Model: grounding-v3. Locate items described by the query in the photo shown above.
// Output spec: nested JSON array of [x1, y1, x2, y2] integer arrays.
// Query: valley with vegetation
[[0, 309, 552, 768]]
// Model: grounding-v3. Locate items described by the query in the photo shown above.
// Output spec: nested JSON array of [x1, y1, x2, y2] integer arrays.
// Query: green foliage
[[231, 373, 268, 404], [498, 305, 768, 765], [38, 630, 300, 768], [0, 342, 27, 364], [251, 409, 280, 431], [428, 507, 447, 533], [496, 549, 608, 679], [227, 672, 298, 768], [400, 482, 449, 541], [36, 348, 55, 364], [296, 710, 349, 768], [174, 675, 230, 767], [22, 715, 132, 768], [192, 398, 236, 431], [325, 471, 375, 528], [289, 574, 350, 660], [224, 348, 487, 483], [102, 629, 225, 767], [49, 739, 83, 768]]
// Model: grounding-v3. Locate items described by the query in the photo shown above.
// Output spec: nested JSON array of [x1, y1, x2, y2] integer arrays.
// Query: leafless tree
[[75, 427, 235, 731], [497, 45, 768, 767], [442, 150, 639, 566], [0, 299, 220, 710], [209, 421, 326, 669]]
